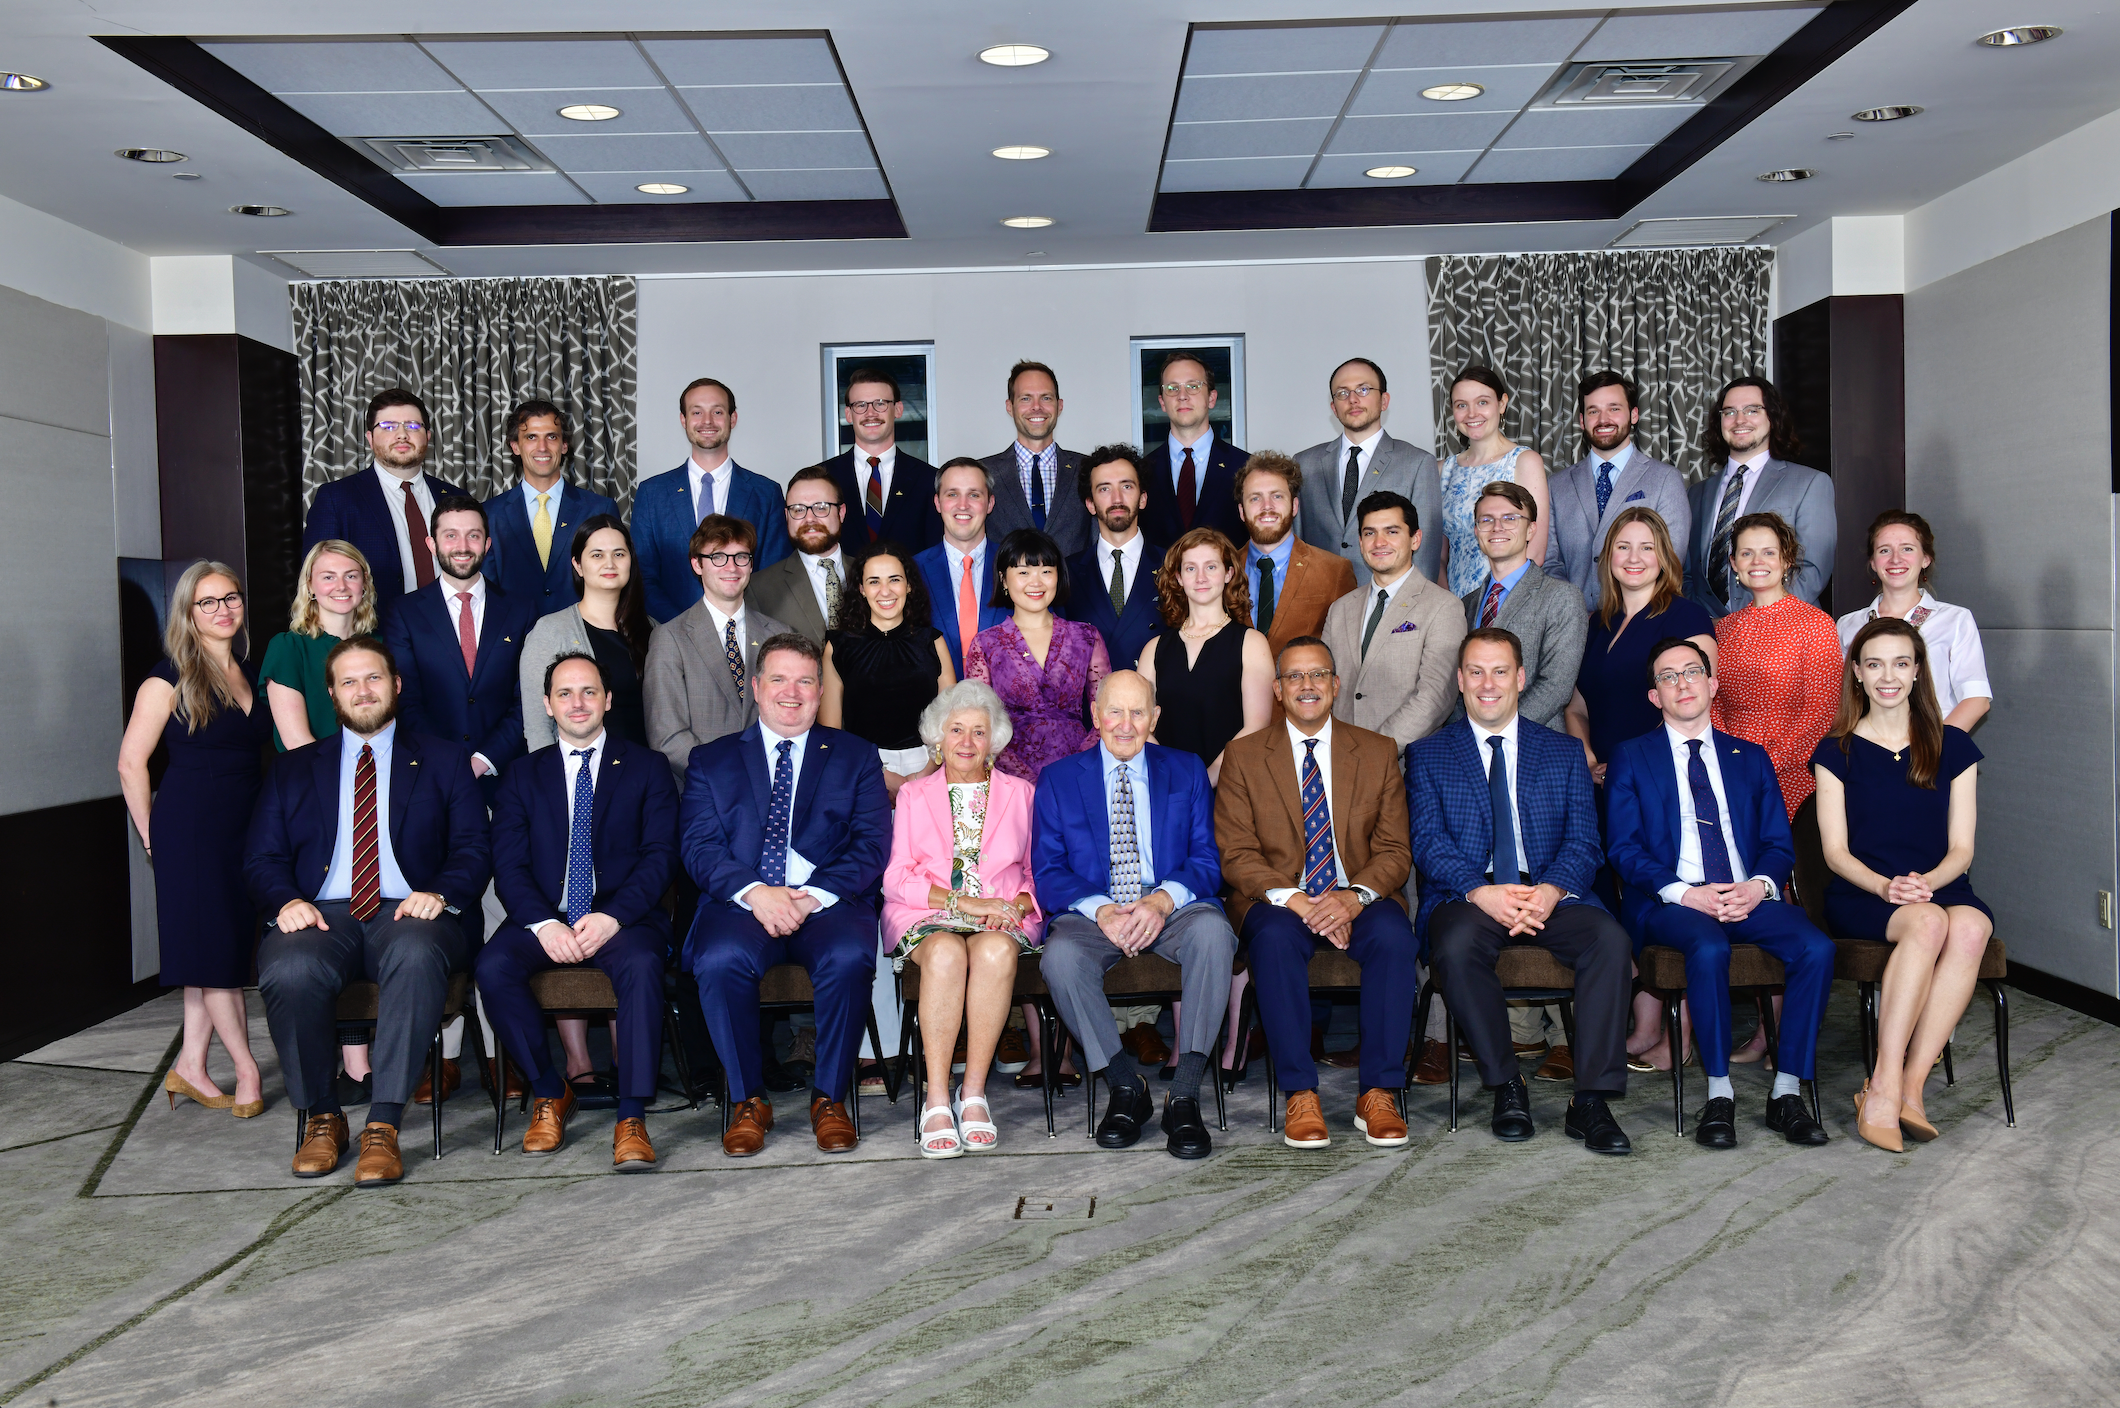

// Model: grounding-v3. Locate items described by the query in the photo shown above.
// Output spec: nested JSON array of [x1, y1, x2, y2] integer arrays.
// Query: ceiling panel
[[713, 131, 874, 168], [1158, 156, 1314, 192], [680, 84, 861, 132], [392, 171, 592, 205], [1371, 17, 1604, 68], [200, 39, 457, 94], [737, 166, 888, 200], [531, 132, 723, 172], [1174, 72, 1360, 123], [1469, 144, 1653, 182], [1167, 118, 1334, 160], [272, 91, 501, 138], [640, 36, 843, 87], [570, 170, 749, 202], [1329, 111, 1519, 153], [1182, 24, 1384, 76], [1351, 65, 1559, 115], [481, 86, 695, 136], [1574, 6, 1825, 62], [1308, 151, 1482, 185], [1497, 105, 1703, 149], [422, 38, 662, 90]]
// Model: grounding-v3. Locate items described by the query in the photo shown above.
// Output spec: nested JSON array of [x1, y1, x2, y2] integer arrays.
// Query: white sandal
[[919, 1102, 962, 1159], [953, 1090, 999, 1150]]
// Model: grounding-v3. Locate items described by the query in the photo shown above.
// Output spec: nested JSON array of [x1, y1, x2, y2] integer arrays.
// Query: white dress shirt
[[703, 599, 749, 665], [800, 546, 847, 623], [440, 572, 495, 774], [688, 455, 734, 524], [374, 463, 437, 594], [319, 722, 412, 904], [1710, 450, 1771, 523], [1655, 722, 1778, 903], [1468, 712, 1529, 879], [1072, 744, 1196, 919], [1094, 531, 1146, 604], [534, 730, 606, 941], [734, 726, 838, 910], [854, 445, 896, 505], [1335, 427, 1385, 514], [1264, 719, 1377, 907], [1835, 591, 1992, 715]]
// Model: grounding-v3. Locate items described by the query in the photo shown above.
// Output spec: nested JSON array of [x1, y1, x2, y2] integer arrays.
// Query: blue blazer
[[244, 729, 491, 918], [490, 734, 679, 939], [915, 541, 1009, 677], [1404, 716, 1605, 943], [380, 580, 540, 803], [1031, 743, 1223, 919], [1060, 538, 1167, 671], [1139, 437, 1249, 548], [819, 448, 943, 552], [303, 469, 468, 611], [480, 480, 621, 613], [1604, 727, 1794, 940], [633, 461, 793, 624]]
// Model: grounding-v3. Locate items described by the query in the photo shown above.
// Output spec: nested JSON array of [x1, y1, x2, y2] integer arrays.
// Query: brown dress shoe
[[1120, 1023, 1171, 1067], [1410, 1039, 1451, 1085], [1356, 1088, 1410, 1146], [723, 1097, 773, 1157], [480, 1060, 528, 1101], [613, 1118, 657, 1172], [1282, 1090, 1329, 1148], [1534, 1045, 1575, 1082], [413, 1057, 462, 1105], [354, 1122, 404, 1186], [522, 1085, 578, 1156], [810, 1095, 858, 1152], [292, 1112, 349, 1178]]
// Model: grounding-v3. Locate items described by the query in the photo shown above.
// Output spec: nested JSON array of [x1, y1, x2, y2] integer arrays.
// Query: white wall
[[0, 191, 150, 334], [149, 254, 294, 352], [1907, 104, 2120, 293]]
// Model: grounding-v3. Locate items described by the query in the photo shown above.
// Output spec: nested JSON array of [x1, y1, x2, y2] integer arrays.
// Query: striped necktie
[[1707, 466, 1749, 606], [350, 744, 381, 921], [1299, 738, 1335, 897]]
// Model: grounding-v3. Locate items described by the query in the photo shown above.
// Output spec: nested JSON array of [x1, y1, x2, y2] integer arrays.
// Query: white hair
[[917, 679, 1013, 757]]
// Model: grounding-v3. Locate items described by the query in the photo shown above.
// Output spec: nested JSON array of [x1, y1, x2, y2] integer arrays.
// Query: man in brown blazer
[[1237, 452, 1356, 663], [642, 514, 792, 779], [1320, 490, 1467, 754], [1215, 636, 1418, 1149]]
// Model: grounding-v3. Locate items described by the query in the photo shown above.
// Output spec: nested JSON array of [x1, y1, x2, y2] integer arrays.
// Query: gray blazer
[[1544, 449, 1693, 612], [1321, 568, 1467, 754], [642, 600, 793, 778], [1684, 458, 1837, 617], [981, 445, 1090, 557], [518, 605, 596, 751], [1294, 431, 1444, 588], [1458, 563, 1588, 732], [747, 551, 834, 646]]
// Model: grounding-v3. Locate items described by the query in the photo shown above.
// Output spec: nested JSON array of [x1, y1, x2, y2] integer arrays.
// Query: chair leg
[[492, 1046, 509, 1155], [1209, 1006, 1229, 1133], [1859, 982, 1878, 1077], [1265, 1020, 1280, 1132], [864, 1003, 897, 1105], [294, 1104, 309, 1154], [1758, 991, 1783, 1072], [430, 1030, 446, 1160], [1991, 981, 2015, 1127], [1555, 998, 1578, 1053], [1445, 1004, 1460, 1134], [1941, 1036, 1956, 1087], [1664, 993, 1684, 1136], [908, 1010, 926, 1146], [658, 1007, 701, 1112], [1037, 1000, 1058, 1138]]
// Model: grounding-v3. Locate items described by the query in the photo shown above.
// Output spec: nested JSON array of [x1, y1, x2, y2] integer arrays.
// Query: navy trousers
[[688, 901, 876, 1103], [1244, 901, 1418, 1093], [1636, 898, 1834, 1080], [475, 923, 667, 1099]]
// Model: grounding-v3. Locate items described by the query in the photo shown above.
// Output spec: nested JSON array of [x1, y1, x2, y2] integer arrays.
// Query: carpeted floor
[[0, 982, 2111, 1407]]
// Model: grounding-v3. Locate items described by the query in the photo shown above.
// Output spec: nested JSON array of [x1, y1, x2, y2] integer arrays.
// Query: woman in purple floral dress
[[965, 529, 1112, 782]]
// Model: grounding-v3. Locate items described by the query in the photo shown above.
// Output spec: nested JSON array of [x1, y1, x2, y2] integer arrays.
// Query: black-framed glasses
[[785, 501, 843, 519], [372, 420, 425, 434], [845, 398, 897, 414], [1653, 665, 1709, 687], [695, 551, 753, 567], [1280, 668, 1335, 685], [192, 591, 244, 613]]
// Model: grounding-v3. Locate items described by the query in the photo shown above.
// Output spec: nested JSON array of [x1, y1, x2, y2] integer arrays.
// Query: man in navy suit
[[681, 632, 890, 1158], [1061, 444, 1166, 671], [477, 652, 680, 1170], [1605, 638, 1833, 1148], [811, 366, 942, 552], [633, 378, 793, 624], [915, 458, 1010, 676], [1406, 627, 1634, 1153], [302, 388, 466, 612], [1033, 670, 1235, 1160], [247, 636, 491, 1186], [1139, 350, 1247, 547], [1685, 376, 1837, 617], [480, 399, 620, 614]]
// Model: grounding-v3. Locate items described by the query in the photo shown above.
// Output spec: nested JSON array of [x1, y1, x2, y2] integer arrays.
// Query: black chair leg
[[294, 1104, 308, 1154], [908, 1009, 926, 1146], [430, 1030, 446, 1160], [1860, 982, 1879, 1076], [1991, 981, 2015, 1127], [864, 1004, 898, 1105], [657, 1007, 701, 1112], [1265, 1019, 1280, 1133], [1758, 992, 1783, 1073], [1445, 1005, 1459, 1133], [1664, 993, 1684, 1136], [492, 1046, 509, 1155], [1941, 1036, 1956, 1087], [1036, 1000, 1058, 1138]]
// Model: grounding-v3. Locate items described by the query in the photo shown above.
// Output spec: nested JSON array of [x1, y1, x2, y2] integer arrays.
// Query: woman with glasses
[[116, 561, 273, 1118], [260, 540, 379, 751], [1835, 510, 1991, 733], [1136, 528, 1274, 786], [1437, 365, 1551, 597], [965, 529, 1112, 781], [519, 515, 654, 749]]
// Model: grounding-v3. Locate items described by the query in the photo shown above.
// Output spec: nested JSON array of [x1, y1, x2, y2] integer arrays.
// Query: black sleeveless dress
[[1152, 620, 1248, 767], [830, 622, 944, 750], [148, 659, 273, 988]]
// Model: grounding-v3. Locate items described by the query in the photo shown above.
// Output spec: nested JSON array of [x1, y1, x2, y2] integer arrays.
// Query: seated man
[[1215, 636, 1417, 1149], [1405, 628, 1633, 1154], [1604, 638, 1833, 1148], [246, 636, 490, 1186], [681, 633, 891, 1156], [477, 652, 680, 1169], [1033, 670, 1235, 1159]]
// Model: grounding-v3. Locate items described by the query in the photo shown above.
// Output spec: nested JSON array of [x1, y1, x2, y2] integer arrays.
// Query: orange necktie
[[958, 555, 978, 662]]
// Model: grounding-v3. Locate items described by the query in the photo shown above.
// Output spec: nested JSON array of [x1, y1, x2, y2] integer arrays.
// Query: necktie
[[760, 739, 794, 888], [1707, 466, 1749, 607], [1487, 735, 1518, 884], [957, 555, 978, 661], [865, 456, 884, 534], [1479, 580, 1504, 629], [821, 557, 842, 625], [532, 491, 553, 569], [455, 591, 477, 676], [1109, 548, 1126, 615], [1687, 739, 1735, 885], [402, 482, 435, 588], [1177, 446, 1197, 530], [1340, 445, 1362, 527], [1360, 587, 1389, 658], [1108, 762, 1142, 904], [1028, 448, 1047, 530], [565, 749, 596, 924], [1254, 555, 1276, 636], [1299, 738, 1335, 897], [1595, 461, 1615, 521], [723, 618, 745, 693], [350, 743, 381, 920]]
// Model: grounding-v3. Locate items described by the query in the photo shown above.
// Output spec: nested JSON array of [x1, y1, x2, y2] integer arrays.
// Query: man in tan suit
[[1238, 452, 1355, 662], [643, 514, 792, 779], [1321, 490, 1466, 754], [1216, 636, 1418, 1149]]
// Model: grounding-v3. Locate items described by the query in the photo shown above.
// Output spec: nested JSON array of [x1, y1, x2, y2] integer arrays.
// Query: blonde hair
[[164, 560, 249, 734], [288, 539, 380, 638]]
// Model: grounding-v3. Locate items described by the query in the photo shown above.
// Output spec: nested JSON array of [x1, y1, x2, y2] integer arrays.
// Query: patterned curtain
[[1425, 248, 1772, 483], [290, 276, 639, 510]]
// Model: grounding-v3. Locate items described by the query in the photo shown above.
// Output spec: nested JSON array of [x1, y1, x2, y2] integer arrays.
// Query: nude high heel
[[1853, 1082, 1904, 1152], [164, 1072, 234, 1110], [1898, 1106, 1940, 1143], [229, 1095, 264, 1119]]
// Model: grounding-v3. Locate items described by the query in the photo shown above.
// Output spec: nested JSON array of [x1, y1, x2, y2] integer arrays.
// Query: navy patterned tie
[[1596, 460, 1615, 520], [760, 739, 794, 888], [1300, 738, 1335, 897], [1488, 736, 1518, 883], [1687, 739, 1735, 884], [564, 749, 595, 924]]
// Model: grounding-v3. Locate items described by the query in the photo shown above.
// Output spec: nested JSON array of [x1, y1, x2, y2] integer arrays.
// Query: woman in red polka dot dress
[[1710, 512, 1844, 821]]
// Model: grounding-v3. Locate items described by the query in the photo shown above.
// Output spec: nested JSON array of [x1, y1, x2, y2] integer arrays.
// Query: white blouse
[[1835, 590, 1991, 715]]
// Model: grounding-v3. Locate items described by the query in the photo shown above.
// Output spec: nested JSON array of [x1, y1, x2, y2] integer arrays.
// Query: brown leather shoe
[[522, 1085, 577, 1156], [810, 1095, 858, 1152], [1533, 1045, 1575, 1081], [1356, 1088, 1410, 1146], [613, 1118, 657, 1172], [1411, 1039, 1450, 1085], [723, 1096, 773, 1157], [413, 1057, 462, 1105], [353, 1122, 404, 1186], [1320, 1044, 1363, 1069], [1513, 1040, 1549, 1056], [480, 1060, 528, 1101], [1282, 1090, 1329, 1148], [1120, 1023, 1171, 1067], [292, 1112, 349, 1178]]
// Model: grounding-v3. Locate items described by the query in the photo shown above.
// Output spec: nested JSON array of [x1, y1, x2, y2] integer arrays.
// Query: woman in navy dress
[[1812, 618, 1992, 1152], [117, 560, 274, 1118]]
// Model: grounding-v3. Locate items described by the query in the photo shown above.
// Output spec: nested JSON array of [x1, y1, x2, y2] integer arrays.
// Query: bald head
[[1094, 669, 1159, 761]]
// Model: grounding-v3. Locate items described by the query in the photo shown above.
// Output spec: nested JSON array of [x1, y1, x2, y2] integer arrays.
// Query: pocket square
[[1391, 620, 1418, 634], [1624, 489, 1647, 502]]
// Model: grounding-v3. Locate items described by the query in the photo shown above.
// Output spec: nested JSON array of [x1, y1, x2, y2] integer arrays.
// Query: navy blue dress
[[148, 659, 273, 988], [1809, 727, 1991, 941], [1574, 596, 1715, 768]]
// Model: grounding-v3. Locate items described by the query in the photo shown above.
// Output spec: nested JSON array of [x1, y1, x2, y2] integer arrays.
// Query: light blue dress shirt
[[1072, 744, 1196, 919], [319, 722, 412, 902], [1482, 558, 1533, 617], [1245, 531, 1294, 589], [1167, 427, 1215, 495]]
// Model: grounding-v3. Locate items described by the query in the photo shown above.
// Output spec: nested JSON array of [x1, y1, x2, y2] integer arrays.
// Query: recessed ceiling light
[[1421, 83, 1484, 101], [1365, 165, 1419, 179], [557, 104, 621, 122], [1976, 24, 2062, 45], [116, 148, 187, 163], [1826, 131, 1856, 140], [0, 73, 49, 92], [635, 182, 689, 195], [991, 145, 1051, 161], [1002, 215, 1053, 228], [1755, 168, 1814, 182], [979, 44, 1050, 66], [173, 172, 203, 181], [1852, 105, 1923, 121], [230, 204, 292, 216]]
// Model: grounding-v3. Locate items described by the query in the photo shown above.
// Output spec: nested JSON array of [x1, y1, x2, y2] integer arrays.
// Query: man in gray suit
[[1458, 482, 1587, 732], [1297, 358, 1443, 588], [747, 465, 847, 647], [1321, 490, 1466, 754], [1545, 372, 1692, 612], [981, 360, 1090, 556], [1685, 376, 1837, 617], [643, 514, 793, 779]]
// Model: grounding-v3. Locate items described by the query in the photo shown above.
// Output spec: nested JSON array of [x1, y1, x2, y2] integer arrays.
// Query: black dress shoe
[[1765, 1092, 1830, 1145], [1565, 1094, 1632, 1154], [1095, 1076, 1153, 1149], [1693, 1096, 1737, 1149], [1490, 1077, 1535, 1142], [1161, 1094, 1212, 1159]]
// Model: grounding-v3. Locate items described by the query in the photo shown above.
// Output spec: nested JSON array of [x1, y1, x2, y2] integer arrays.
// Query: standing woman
[[1136, 527, 1274, 785], [1437, 365, 1551, 597], [519, 514, 653, 749], [965, 529, 1112, 782], [259, 540, 378, 750], [1812, 620, 1992, 1151], [821, 540, 957, 797], [1836, 510, 1991, 733], [117, 561, 274, 1117]]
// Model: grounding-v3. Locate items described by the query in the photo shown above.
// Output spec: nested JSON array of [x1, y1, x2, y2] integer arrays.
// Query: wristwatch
[[1346, 886, 1376, 908]]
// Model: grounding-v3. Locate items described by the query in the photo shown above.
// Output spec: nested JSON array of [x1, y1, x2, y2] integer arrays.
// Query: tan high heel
[[1853, 1082, 1904, 1152], [229, 1095, 264, 1119], [164, 1072, 233, 1110], [1898, 1106, 1940, 1142]]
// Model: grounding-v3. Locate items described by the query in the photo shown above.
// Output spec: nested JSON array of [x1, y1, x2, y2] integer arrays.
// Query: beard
[[796, 521, 842, 555], [1584, 423, 1630, 452], [333, 694, 397, 735], [1245, 514, 1293, 547]]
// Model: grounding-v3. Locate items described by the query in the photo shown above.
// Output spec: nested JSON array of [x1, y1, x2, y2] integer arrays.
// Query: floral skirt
[[891, 915, 1039, 973]]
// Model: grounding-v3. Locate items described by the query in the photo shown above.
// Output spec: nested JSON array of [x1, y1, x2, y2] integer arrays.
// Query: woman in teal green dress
[[259, 539, 379, 750]]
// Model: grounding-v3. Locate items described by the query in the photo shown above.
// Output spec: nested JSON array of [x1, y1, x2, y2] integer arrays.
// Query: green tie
[[1360, 587, 1389, 659]]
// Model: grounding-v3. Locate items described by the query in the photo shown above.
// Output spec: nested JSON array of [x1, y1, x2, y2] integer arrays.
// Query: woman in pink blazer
[[883, 680, 1044, 1158]]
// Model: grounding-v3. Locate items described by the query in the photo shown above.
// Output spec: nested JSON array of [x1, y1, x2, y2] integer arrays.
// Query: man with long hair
[[1684, 376, 1837, 616]]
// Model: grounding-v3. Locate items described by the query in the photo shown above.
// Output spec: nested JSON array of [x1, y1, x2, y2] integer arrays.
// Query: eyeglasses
[[192, 592, 244, 613], [1718, 405, 1767, 420], [1280, 668, 1335, 685], [1653, 665, 1709, 687], [845, 398, 897, 414], [785, 501, 843, 519], [372, 420, 425, 435], [695, 551, 753, 567], [1330, 385, 1380, 402], [1160, 380, 1209, 396], [1475, 512, 1526, 530]]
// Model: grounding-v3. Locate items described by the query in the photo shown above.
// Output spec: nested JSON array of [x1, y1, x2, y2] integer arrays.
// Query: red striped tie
[[350, 744, 381, 920]]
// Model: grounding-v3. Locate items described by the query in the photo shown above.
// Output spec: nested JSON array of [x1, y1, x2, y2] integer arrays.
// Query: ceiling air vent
[[344, 134, 551, 174], [1609, 215, 1791, 248], [1537, 57, 1756, 107]]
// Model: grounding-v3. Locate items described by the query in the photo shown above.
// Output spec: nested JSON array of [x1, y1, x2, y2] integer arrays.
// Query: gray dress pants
[[1040, 901, 1236, 1073]]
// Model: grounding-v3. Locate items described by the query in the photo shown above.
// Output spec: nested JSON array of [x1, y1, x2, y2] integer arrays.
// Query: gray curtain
[[290, 275, 639, 511], [1425, 248, 1773, 483]]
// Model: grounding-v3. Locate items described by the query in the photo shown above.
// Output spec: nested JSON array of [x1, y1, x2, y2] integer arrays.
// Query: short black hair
[[1577, 371, 1638, 413], [1646, 636, 1713, 687], [988, 528, 1071, 610], [429, 494, 487, 537], [544, 650, 606, 695], [506, 398, 569, 446], [754, 631, 822, 675], [786, 463, 842, 502], [843, 367, 901, 403], [1331, 358, 1387, 395], [1078, 444, 1145, 503], [1276, 635, 1334, 675], [366, 387, 431, 432], [1354, 489, 1418, 534]]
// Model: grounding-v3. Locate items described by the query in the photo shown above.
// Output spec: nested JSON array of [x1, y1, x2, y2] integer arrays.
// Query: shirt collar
[[373, 462, 424, 488], [1169, 426, 1214, 462], [1341, 427, 1384, 456], [945, 537, 986, 571], [855, 444, 894, 469], [690, 453, 731, 482], [344, 719, 397, 759], [804, 546, 844, 574], [1248, 533, 1295, 571], [1593, 442, 1635, 475], [763, 725, 810, 755], [1663, 718, 1713, 751], [1098, 742, 1145, 781], [704, 598, 745, 635], [562, 730, 608, 759], [1728, 449, 1769, 478], [1015, 442, 1049, 466], [442, 571, 486, 604], [1469, 712, 1519, 749], [520, 479, 563, 508], [1286, 716, 1332, 752], [1493, 559, 1532, 593]]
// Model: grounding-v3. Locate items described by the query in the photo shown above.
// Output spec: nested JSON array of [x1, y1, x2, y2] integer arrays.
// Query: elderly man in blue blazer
[[634, 377, 793, 623], [1605, 637, 1833, 1149], [916, 457, 1011, 676], [301, 387, 466, 612], [1544, 372, 1693, 612], [1033, 669, 1234, 1160], [1685, 376, 1837, 617], [477, 652, 680, 1170], [247, 635, 491, 1187], [480, 399, 620, 614], [1060, 445, 1166, 671], [1406, 626, 1633, 1153]]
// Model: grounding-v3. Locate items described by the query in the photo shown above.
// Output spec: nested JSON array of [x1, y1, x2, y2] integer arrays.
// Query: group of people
[[118, 351, 1996, 1185]]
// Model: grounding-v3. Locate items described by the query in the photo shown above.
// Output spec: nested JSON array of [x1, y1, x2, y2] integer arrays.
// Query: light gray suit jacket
[[1544, 449, 1693, 612], [981, 445, 1090, 557], [747, 550, 835, 646], [1295, 431, 1443, 588], [1458, 563, 1588, 732], [519, 605, 595, 751], [1321, 568, 1467, 754], [1684, 457, 1837, 618], [642, 599, 793, 778]]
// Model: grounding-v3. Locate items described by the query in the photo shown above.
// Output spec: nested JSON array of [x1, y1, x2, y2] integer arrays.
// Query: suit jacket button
[[1354, 692, 1364, 700]]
